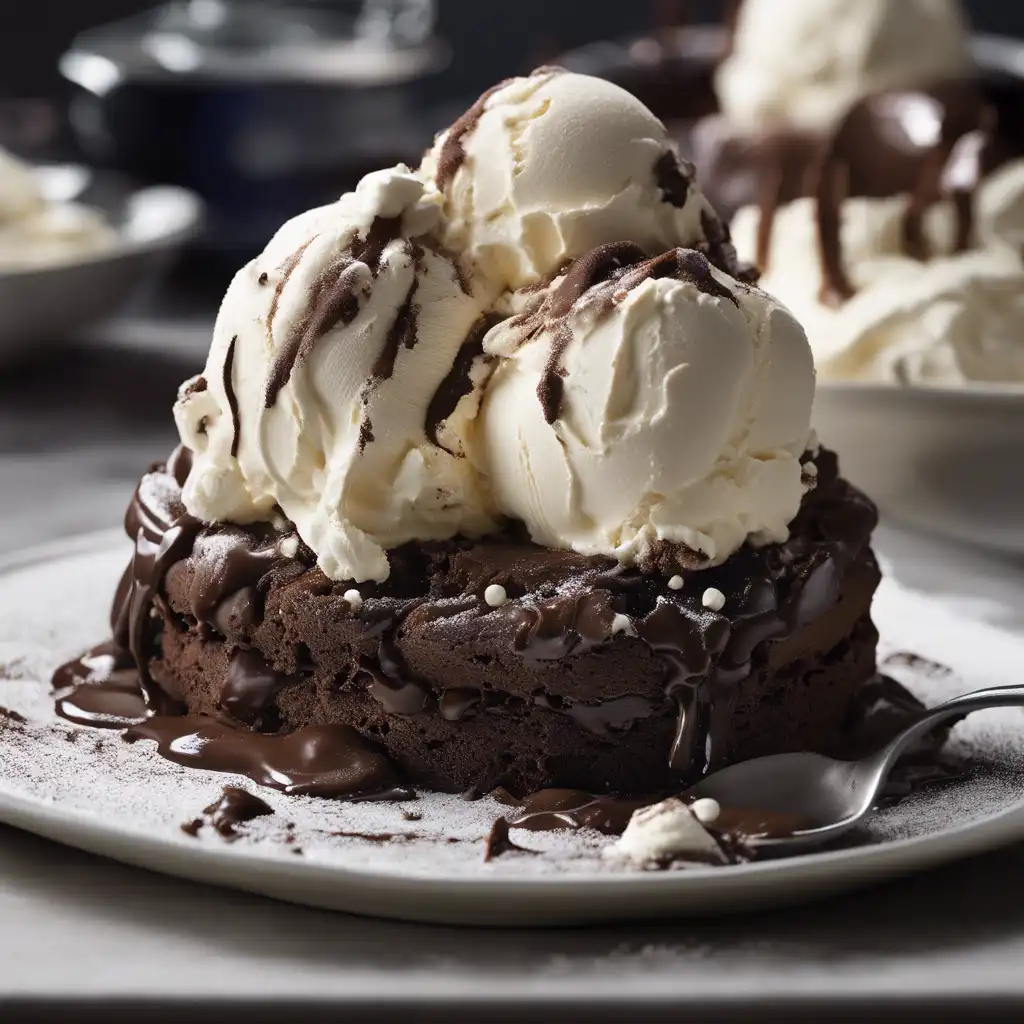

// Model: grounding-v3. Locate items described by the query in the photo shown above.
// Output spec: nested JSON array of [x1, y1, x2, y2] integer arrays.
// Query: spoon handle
[[876, 683, 1024, 772]]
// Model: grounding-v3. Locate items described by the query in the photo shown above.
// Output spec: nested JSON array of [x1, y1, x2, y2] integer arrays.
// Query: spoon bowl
[[684, 683, 1024, 853]]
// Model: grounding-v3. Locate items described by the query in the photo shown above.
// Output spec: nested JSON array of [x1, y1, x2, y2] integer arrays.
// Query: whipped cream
[[175, 71, 817, 583], [0, 147, 115, 269], [717, 0, 973, 132]]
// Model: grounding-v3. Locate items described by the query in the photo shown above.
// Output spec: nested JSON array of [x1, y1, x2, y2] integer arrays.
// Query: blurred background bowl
[[0, 167, 200, 360], [813, 382, 1024, 552]]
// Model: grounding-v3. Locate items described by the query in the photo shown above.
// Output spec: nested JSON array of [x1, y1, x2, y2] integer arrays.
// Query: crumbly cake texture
[[134, 447, 883, 796]]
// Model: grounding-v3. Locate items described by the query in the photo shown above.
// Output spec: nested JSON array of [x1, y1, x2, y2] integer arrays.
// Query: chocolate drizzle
[[704, 76, 1007, 302], [654, 149, 693, 207], [223, 335, 240, 458], [424, 314, 498, 450], [125, 716, 412, 800], [266, 237, 315, 340], [369, 275, 419, 384], [434, 72, 560, 191], [517, 242, 741, 424], [264, 216, 401, 407]]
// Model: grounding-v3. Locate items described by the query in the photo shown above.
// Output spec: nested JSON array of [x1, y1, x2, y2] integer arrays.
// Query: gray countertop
[[3, 342, 1024, 1019]]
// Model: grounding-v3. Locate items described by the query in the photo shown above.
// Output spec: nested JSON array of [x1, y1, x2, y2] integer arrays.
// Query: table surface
[[4, 340, 1024, 1018]]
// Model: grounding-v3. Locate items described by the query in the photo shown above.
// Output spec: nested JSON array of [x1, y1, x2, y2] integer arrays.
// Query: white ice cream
[[175, 166, 498, 583], [176, 71, 817, 582], [732, 186, 1024, 383], [421, 69, 719, 293], [481, 252, 814, 566], [605, 798, 727, 866], [0, 147, 115, 269], [717, 0, 973, 132]]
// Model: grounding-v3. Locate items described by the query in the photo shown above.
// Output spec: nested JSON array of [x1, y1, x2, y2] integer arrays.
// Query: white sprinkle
[[344, 589, 363, 612], [484, 584, 508, 608], [667, 575, 684, 591], [279, 536, 299, 558], [690, 797, 721, 824], [702, 587, 726, 612], [611, 613, 636, 636], [803, 462, 819, 478]]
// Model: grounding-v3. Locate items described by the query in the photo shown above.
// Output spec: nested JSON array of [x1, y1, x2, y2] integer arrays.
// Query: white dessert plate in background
[[814, 381, 1024, 555], [0, 166, 201, 361], [2, 531, 1024, 926]]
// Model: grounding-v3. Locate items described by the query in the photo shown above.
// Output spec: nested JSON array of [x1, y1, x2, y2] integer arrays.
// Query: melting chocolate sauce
[[181, 786, 274, 840], [709, 806, 819, 841], [483, 816, 537, 861], [205, 786, 274, 838], [499, 788, 653, 835], [125, 716, 412, 801], [52, 640, 149, 729], [220, 647, 295, 727]]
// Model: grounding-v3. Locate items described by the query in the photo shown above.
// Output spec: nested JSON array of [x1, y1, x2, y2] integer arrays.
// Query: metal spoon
[[683, 684, 1024, 853]]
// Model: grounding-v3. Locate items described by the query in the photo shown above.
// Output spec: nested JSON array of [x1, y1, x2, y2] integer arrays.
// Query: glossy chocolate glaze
[[204, 786, 274, 839], [53, 640, 148, 729], [125, 715, 413, 801]]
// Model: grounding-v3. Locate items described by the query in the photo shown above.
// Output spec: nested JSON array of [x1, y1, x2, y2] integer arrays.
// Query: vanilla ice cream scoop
[[480, 244, 815, 569], [175, 166, 498, 583], [717, 0, 973, 132], [175, 73, 813, 584], [732, 192, 1024, 383], [422, 68, 743, 292]]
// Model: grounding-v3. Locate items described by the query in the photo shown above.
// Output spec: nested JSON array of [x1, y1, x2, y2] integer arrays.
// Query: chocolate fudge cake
[[56, 68, 913, 810]]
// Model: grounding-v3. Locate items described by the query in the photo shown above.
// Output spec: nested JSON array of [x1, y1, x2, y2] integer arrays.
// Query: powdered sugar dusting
[[2, 535, 1024, 885]]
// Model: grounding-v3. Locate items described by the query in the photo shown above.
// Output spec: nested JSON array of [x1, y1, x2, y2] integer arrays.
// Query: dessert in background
[[0, 147, 115, 270], [696, 0, 1024, 385], [53, 70, 949, 865]]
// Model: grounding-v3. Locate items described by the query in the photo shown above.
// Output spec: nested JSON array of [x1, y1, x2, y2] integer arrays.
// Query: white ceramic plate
[[2, 531, 1024, 927], [0, 166, 201, 360], [814, 382, 1024, 554]]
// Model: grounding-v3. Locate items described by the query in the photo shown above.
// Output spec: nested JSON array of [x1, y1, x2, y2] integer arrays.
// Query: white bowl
[[0, 167, 201, 360], [814, 381, 1024, 553]]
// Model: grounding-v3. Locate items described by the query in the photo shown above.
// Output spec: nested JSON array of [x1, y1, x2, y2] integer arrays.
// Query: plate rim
[[4, 528, 1024, 923]]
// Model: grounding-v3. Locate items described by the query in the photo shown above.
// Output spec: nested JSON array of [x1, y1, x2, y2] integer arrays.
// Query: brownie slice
[[130, 446, 881, 796]]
